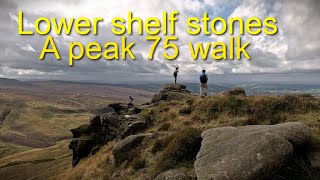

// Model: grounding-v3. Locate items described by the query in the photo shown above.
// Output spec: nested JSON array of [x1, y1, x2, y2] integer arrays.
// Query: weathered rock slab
[[163, 84, 187, 91], [119, 120, 147, 139], [112, 133, 152, 166], [195, 122, 311, 180]]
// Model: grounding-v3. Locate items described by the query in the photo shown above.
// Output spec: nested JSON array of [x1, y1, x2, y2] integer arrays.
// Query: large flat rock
[[163, 84, 187, 91], [195, 122, 311, 180]]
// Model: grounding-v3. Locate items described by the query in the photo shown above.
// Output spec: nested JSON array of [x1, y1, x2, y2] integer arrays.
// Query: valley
[[0, 78, 153, 168]]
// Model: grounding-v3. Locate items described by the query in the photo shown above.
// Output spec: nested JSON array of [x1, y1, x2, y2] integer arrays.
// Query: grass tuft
[[152, 128, 202, 177]]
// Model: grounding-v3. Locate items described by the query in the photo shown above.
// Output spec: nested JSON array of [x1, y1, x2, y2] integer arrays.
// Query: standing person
[[200, 70, 208, 97], [173, 67, 179, 84], [128, 96, 134, 108]]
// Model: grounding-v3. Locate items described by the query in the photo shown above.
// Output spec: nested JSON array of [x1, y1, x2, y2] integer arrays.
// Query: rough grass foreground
[[69, 93, 320, 179], [191, 94, 320, 126], [141, 93, 320, 130]]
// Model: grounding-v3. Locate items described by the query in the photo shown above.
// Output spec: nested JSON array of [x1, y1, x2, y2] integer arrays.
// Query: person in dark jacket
[[200, 70, 208, 97], [173, 67, 179, 84]]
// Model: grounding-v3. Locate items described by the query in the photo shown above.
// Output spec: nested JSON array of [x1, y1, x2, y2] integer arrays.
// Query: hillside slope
[[64, 84, 320, 179], [0, 83, 319, 179], [0, 79, 154, 171]]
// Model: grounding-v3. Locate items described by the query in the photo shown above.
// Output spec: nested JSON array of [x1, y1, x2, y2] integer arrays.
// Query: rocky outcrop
[[119, 120, 147, 139], [108, 103, 128, 113], [70, 124, 92, 138], [194, 122, 311, 180], [69, 102, 148, 167], [112, 133, 152, 166], [151, 84, 191, 103], [163, 84, 188, 92], [154, 169, 192, 180], [69, 114, 120, 167], [222, 87, 246, 96]]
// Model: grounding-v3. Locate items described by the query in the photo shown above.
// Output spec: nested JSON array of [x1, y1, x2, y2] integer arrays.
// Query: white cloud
[[0, 0, 319, 82], [19, 44, 36, 51]]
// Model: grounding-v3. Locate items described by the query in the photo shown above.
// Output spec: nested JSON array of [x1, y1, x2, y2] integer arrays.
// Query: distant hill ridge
[[0, 78, 33, 87], [1, 78, 319, 96]]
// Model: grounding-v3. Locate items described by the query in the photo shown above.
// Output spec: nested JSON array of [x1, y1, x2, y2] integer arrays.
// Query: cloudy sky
[[0, 0, 319, 84]]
